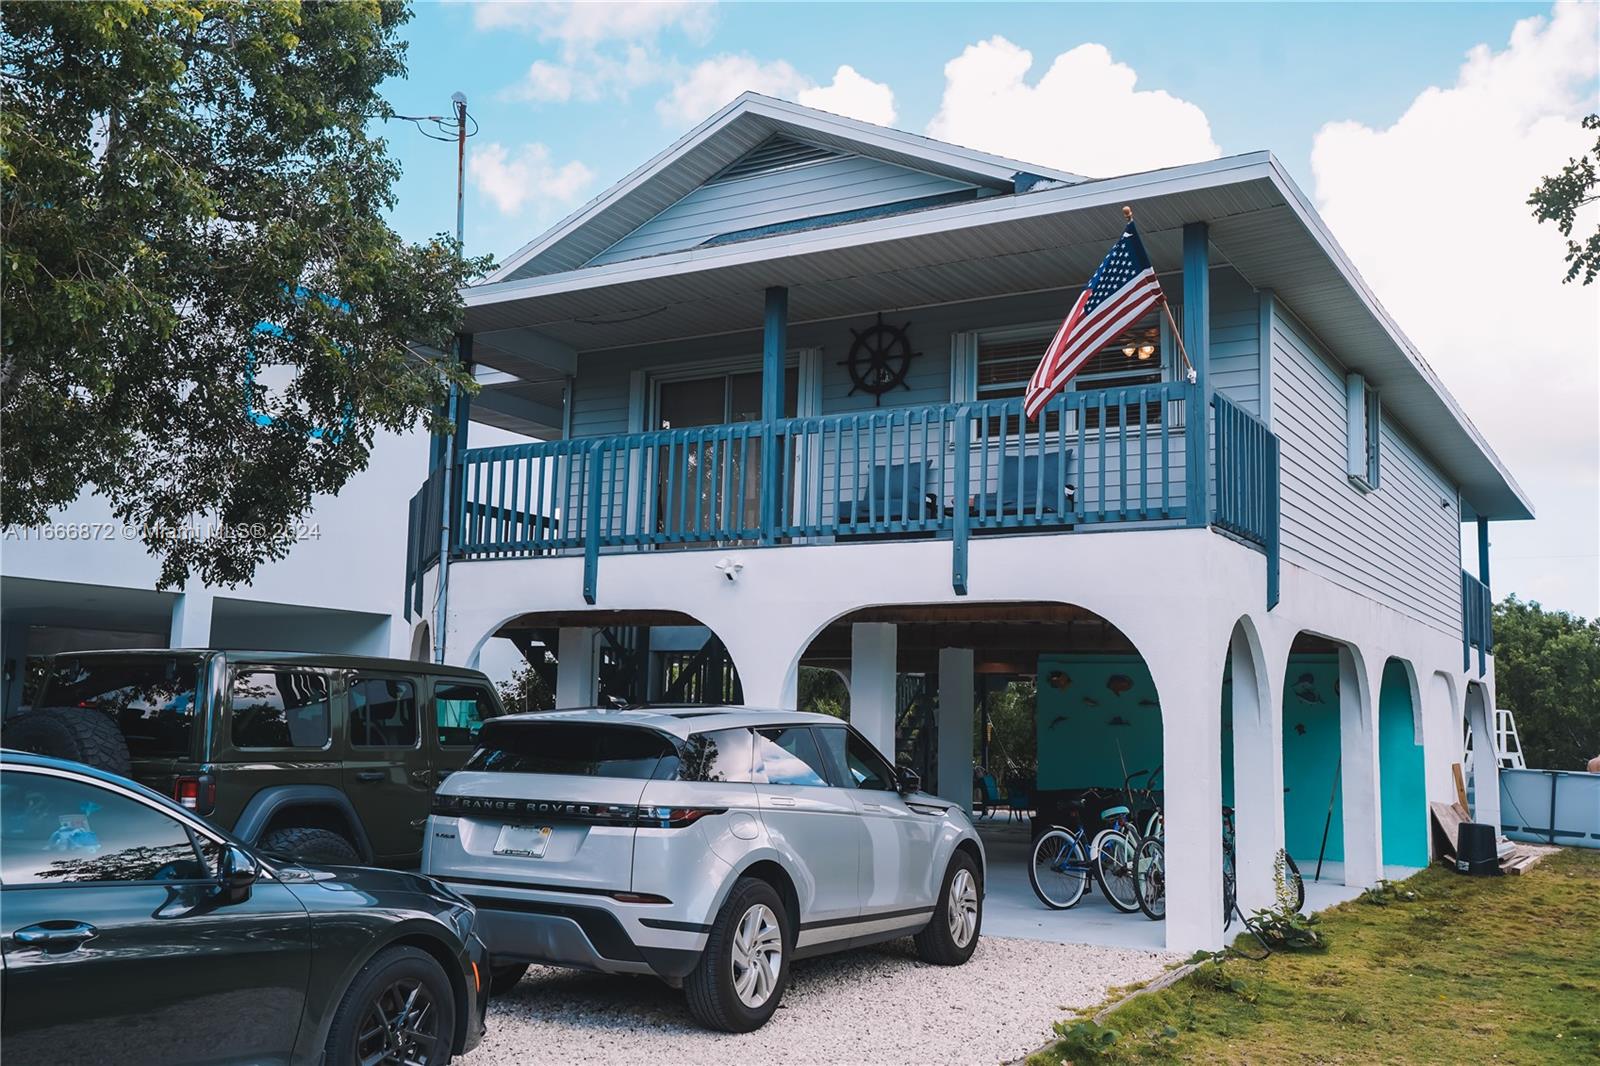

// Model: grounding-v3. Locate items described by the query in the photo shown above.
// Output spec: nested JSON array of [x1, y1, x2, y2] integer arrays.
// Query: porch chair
[[838, 460, 939, 528], [975, 772, 1004, 821], [969, 450, 1076, 520]]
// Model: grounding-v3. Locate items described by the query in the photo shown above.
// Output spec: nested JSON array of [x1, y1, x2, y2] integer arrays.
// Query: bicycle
[[1136, 807, 1307, 925]]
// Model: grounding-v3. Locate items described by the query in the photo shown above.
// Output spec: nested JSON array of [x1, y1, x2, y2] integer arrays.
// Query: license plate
[[494, 824, 552, 858]]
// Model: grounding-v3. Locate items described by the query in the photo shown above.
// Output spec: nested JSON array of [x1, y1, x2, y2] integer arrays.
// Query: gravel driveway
[[476, 936, 1177, 1066]]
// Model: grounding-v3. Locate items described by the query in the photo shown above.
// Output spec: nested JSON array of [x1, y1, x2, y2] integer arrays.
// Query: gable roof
[[487, 93, 1085, 283]]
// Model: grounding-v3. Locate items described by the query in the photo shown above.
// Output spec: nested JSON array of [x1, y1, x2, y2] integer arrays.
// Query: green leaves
[[1492, 595, 1600, 771], [2, 0, 491, 586], [1528, 113, 1600, 285]]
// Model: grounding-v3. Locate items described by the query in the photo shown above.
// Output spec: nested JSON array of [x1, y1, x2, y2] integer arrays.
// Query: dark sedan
[[0, 751, 489, 1065]]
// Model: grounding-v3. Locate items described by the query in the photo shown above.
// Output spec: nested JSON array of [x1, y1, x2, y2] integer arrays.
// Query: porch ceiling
[[464, 153, 1530, 521]]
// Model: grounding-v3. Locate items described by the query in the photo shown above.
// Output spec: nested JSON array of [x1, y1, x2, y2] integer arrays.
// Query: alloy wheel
[[730, 903, 783, 1008], [355, 977, 443, 1066], [947, 867, 979, 947]]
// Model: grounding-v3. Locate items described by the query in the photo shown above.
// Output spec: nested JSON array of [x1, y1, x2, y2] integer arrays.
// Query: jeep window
[[434, 681, 501, 747], [669, 728, 754, 783], [752, 727, 830, 788], [463, 721, 676, 778], [35, 654, 203, 759], [350, 677, 418, 748], [230, 670, 330, 749], [1, 772, 211, 885]]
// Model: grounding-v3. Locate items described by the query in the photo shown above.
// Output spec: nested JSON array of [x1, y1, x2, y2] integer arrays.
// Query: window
[[1345, 372, 1381, 491], [349, 677, 418, 748], [36, 654, 203, 759], [976, 313, 1165, 430], [0, 773, 210, 885], [752, 727, 830, 788], [230, 670, 330, 749], [434, 681, 501, 747], [462, 722, 675, 779], [673, 728, 754, 783], [815, 727, 896, 791]]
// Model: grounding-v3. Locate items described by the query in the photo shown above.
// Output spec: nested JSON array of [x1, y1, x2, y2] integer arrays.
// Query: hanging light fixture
[[1137, 344, 1156, 360]]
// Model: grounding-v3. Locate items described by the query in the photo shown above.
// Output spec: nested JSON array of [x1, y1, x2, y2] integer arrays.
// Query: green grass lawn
[[1030, 848, 1600, 1065]]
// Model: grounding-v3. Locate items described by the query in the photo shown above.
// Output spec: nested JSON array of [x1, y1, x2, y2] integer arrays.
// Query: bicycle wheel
[[1222, 840, 1238, 927], [1094, 829, 1141, 913], [1134, 837, 1165, 921], [1028, 829, 1089, 910], [1280, 852, 1306, 912]]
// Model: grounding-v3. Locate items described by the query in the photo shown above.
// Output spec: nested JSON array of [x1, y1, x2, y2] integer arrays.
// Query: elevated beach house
[[406, 94, 1529, 951]]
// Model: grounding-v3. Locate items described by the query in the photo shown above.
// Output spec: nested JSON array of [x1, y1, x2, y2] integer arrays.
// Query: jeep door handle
[[14, 921, 98, 948], [355, 770, 385, 782]]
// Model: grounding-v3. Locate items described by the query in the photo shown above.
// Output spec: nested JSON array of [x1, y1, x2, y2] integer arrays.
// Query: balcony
[[1461, 569, 1493, 676], [406, 384, 1279, 610]]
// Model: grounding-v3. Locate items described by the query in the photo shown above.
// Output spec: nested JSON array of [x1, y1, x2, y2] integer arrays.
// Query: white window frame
[[1345, 372, 1381, 492]]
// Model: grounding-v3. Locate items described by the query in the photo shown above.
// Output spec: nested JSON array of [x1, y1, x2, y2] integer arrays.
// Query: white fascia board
[[485, 92, 1087, 285], [465, 152, 1278, 306], [1258, 156, 1533, 519]]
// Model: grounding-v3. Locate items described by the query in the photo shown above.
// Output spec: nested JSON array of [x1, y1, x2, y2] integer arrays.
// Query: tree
[[1492, 595, 1600, 770], [798, 666, 848, 719], [498, 656, 555, 715], [1, 1, 489, 587], [1528, 113, 1600, 285]]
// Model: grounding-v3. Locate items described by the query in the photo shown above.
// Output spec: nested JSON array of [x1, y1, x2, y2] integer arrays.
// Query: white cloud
[[926, 36, 1219, 176], [468, 141, 595, 216], [657, 56, 896, 127], [472, 1, 713, 44], [797, 65, 897, 126], [1309, 3, 1600, 614]]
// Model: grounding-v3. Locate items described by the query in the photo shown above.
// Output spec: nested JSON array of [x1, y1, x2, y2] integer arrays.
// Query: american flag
[[1025, 219, 1165, 420]]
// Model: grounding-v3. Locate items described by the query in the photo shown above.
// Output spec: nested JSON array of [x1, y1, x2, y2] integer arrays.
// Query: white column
[[1338, 647, 1383, 887], [555, 627, 601, 708], [1153, 635, 1226, 954], [937, 648, 975, 810], [169, 588, 215, 648], [1465, 683, 1501, 831], [1230, 630, 1284, 913], [849, 623, 897, 759]]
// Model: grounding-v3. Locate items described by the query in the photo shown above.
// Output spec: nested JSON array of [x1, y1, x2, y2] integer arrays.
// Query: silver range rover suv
[[423, 707, 985, 1031]]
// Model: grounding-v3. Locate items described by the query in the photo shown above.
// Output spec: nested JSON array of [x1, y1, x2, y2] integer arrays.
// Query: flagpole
[[1123, 205, 1198, 384]]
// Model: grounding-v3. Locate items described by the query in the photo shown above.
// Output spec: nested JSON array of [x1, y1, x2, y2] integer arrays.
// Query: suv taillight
[[174, 775, 216, 816]]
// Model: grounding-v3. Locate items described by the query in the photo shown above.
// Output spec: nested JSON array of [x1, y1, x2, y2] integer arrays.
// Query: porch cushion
[[838, 461, 938, 525], [971, 450, 1075, 518]]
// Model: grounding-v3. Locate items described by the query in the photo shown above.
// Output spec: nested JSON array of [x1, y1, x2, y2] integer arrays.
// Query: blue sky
[[376, 2, 1598, 617]]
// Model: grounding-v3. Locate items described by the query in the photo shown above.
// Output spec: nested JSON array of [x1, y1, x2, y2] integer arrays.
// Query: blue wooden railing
[[1461, 569, 1492, 676], [408, 379, 1283, 605], [1213, 394, 1281, 608]]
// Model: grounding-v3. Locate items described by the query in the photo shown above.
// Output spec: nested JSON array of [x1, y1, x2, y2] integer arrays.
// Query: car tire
[[5, 707, 132, 777], [489, 963, 528, 996], [914, 850, 982, 965], [325, 945, 457, 1066], [259, 826, 360, 864], [684, 877, 790, 1033]]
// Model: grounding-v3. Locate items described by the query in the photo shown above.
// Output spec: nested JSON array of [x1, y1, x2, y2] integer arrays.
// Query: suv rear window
[[464, 722, 677, 779], [37, 655, 204, 759]]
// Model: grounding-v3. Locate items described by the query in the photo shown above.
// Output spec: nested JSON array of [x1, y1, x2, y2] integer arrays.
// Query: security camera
[[714, 557, 744, 582]]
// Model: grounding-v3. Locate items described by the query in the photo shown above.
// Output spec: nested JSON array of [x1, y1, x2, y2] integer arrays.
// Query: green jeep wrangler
[[4, 649, 506, 865]]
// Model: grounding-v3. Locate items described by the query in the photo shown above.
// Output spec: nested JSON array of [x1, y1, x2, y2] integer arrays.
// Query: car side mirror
[[896, 768, 921, 795], [217, 844, 259, 905]]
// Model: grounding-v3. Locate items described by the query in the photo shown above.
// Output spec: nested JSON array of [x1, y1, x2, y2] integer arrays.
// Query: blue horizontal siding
[[590, 155, 976, 266]]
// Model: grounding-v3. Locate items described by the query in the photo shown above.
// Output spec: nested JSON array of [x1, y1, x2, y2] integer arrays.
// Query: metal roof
[[465, 144, 1530, 522]]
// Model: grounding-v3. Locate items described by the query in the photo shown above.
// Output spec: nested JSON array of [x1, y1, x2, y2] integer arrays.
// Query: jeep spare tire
[[259, 826, 361, 865], [5, 707, 133, 777]]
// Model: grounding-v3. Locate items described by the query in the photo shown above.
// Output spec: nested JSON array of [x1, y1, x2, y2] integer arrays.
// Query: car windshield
[[37, 655, 205, 759], [463, 721, 678, 779]]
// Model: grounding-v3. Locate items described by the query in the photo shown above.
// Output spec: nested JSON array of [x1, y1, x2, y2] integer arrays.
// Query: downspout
[[432, 91, 469, 665]]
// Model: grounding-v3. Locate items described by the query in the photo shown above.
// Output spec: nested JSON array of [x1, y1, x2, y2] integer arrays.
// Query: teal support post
[[951, 408, 972, 595], [1183, 222, 1211, 528], [1477, 517, 1490, 589], [583, 443, 602, 605], [761, 287, 788, 540]]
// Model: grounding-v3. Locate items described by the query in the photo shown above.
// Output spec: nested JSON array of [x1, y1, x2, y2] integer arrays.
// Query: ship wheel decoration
[[841, 313, 920, 405]]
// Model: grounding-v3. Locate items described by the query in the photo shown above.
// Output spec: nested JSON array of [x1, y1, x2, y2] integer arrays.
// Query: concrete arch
[[1377, 657, 1428, 868], [1225, 614, 1283, 913], [409, 622, 431, 663]]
